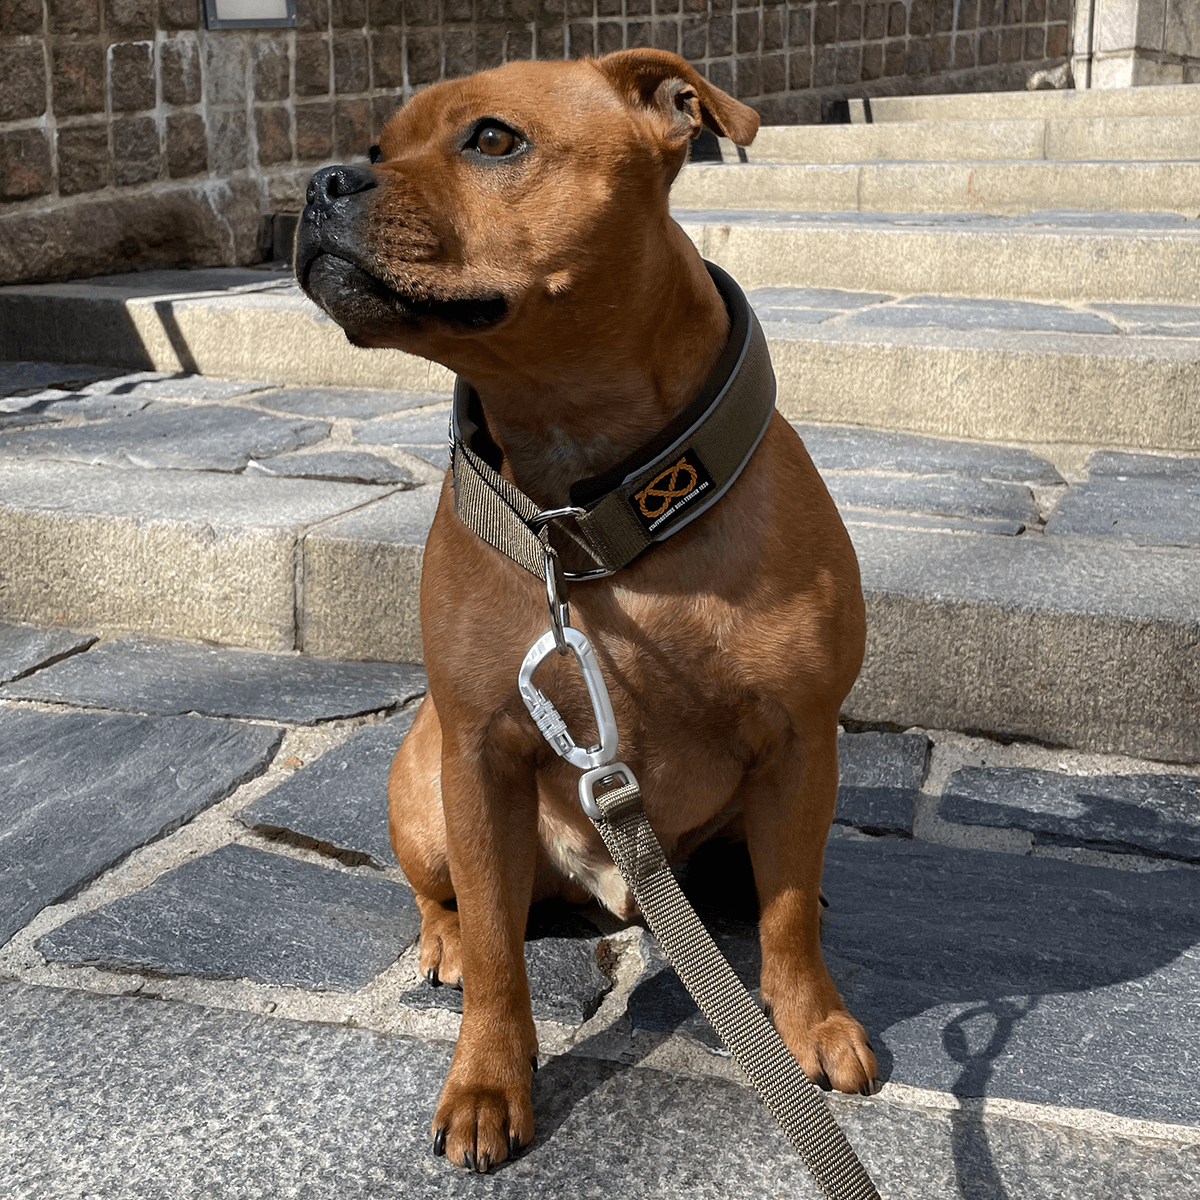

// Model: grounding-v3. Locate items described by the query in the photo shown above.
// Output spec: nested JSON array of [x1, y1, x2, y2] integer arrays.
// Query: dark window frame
[[202, 0, 297, 29]]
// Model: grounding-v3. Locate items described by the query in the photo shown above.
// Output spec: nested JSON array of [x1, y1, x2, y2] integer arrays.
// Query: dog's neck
[[462, 231, 730, 510]]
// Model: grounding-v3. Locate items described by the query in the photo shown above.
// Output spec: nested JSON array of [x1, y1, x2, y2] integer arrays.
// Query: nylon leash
[[518, 614, 882, 1200]]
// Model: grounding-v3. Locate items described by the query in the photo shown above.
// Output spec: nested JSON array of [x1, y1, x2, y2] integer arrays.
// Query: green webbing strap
[[450, 261, 775, 579], [590, 779, 882, 1200]]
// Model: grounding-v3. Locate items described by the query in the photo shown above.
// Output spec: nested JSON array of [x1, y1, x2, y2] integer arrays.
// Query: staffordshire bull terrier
[[295, 48, 878, 1173]]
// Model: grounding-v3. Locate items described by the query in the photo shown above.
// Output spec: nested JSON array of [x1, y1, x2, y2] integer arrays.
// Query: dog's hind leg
[[742, 707, 880, 1097], [388, 695, 464, 988]]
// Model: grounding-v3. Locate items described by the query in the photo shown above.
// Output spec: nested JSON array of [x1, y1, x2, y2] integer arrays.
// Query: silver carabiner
[[517, 626, 619, 772]]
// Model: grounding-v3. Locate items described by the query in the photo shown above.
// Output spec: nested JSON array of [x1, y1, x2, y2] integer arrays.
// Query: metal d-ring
[[529, 506, 587, 655]]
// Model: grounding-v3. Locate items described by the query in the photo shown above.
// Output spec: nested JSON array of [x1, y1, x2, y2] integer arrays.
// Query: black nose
[[305, 165, 377, 211]]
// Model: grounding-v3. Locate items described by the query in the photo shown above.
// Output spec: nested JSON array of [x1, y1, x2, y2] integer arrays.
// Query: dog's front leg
[[743, 711, 880, 1096], [431, 731, 540, 1171]]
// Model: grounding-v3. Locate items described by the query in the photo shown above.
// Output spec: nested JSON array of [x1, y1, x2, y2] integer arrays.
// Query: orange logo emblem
[[635, 455, 700, 519]]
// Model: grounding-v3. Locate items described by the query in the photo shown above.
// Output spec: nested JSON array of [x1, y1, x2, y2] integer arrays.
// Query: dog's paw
[[418, 903, 464, 988], [771, 1002, 880, 1096], [430, 1058, 537, 1171]]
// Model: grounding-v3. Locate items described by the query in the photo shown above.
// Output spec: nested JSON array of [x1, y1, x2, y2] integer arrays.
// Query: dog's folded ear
[[594, 49, 760, 148]]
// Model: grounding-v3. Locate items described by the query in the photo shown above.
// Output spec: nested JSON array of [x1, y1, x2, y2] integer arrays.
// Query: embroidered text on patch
[[631, 449, 715, 534]]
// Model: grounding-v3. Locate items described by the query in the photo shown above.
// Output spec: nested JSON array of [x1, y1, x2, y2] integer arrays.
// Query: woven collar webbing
[[449, 261, 776, 580]]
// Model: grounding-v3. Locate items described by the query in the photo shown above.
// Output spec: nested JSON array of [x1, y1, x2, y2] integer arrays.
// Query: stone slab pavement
[[4, 356, 1198, 760], [2, 631, 1200, 1196]]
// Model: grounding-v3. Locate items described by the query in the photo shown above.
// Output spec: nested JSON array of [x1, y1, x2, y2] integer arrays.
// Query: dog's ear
[[593, 49, 760, 148]]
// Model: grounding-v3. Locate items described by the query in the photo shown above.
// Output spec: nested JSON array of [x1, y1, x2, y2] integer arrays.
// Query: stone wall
[[1073, 0, 1200, 87], [1, 0, 1074, 285]]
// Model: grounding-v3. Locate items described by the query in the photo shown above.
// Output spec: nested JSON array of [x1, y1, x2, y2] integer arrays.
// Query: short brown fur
[[296, 49, 877, 1173]]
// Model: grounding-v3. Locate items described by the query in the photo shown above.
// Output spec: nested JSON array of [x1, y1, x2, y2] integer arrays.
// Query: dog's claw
[[812, 1071, 832, 1091], [530, 1054, 539, 1074], [463, 1150, 476, 1172], [425, 968, 440, 988], [432, 1127, 447, 1157], [477, 1153, 490, 1173], [509, 1133, 523, 1158]]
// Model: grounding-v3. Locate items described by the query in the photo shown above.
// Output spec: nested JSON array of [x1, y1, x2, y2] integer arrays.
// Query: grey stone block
[[755, 307, 841, 325], [4, 968, 1200, 1198], [941, 766, 1200, 861], [795, 424, 1064, 484], [0, 360, 121, 396], [0, 620, 96, 683], [74, 371, 275, 401], [2, 638, 428, 723], [842, 510, 1029, 538], [0, 410, 58, 431], [355, 409, 452, 470], [1044, 477, 1200, 547], [253, 387, 450, 419], [246, 450, 419, 486], [825, 473, 1039, 529], [1088, 450, 1200, 481], [402, 918, 614, 1025], [678, 209, 1200, 305], [836, 731, 930, 835], [846, 525, 1200, 761], [637, 834, 1200, 1125], [0, 461, 394, 650], [822, 839, 1200, 1126], [846, 297, 1118, 336], [0, 404, 330, 472], [675, 156, 1200, 221], [300, 487, 440, 663], [0, 710, 281, 945], [37, 842, 420, 990], [16, 391, 154, 420], [748, 286, 892, 310], [1095, 302, 1200, 333], [238, 711, 418, 867], [770, 322, 1200, 451]]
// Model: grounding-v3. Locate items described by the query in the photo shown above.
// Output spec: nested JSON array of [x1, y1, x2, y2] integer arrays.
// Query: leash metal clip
[[517, 627, 619, 773], [577, 762, 638, 821]]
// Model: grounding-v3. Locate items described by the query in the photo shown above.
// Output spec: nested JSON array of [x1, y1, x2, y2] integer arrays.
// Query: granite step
[[4, 271, 1200, 450], [2, 648, 1199, 1199], [741, 112, 1200, 164], [673, 210, 1200, 306], [673, 157, 1200, 216], [854, 82, 1200, 124], [2, 362, 1198, 762]]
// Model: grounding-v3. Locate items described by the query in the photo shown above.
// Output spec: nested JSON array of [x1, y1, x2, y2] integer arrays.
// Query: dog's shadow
[[520, 836, 1200, 1198]]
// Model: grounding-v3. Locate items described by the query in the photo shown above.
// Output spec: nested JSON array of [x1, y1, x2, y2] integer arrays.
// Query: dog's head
[[294, 50, 757, 376]]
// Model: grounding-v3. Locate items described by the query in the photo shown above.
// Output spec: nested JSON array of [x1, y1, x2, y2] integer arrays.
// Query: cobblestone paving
[[2, 357, 1200, 1195]]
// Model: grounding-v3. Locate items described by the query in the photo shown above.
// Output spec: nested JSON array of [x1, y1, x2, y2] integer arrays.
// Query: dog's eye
[[368, 144, 383, 164], [476, 124, 516, 157]]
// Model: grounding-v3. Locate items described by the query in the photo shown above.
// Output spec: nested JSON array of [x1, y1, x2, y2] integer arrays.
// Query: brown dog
[[295, 48, 877, 1173]]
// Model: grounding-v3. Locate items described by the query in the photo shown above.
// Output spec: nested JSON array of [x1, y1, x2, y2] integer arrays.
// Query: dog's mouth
[[299, 249, 509, 344]]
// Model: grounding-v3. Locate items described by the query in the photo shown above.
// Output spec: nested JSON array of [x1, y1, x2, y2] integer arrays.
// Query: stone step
[[855, 82, 1200, 124], [2, 655, 1199, 1198], [674, 210, 1200, 306], [673, 157, 1200, 215], [5, 271, 1200, 453], [744, 113, 1200, 164], [2, 362, 1198, 762]]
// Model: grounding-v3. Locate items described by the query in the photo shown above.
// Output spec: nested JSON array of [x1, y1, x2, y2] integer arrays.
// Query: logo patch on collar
[[631, 449, 715, 534]]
